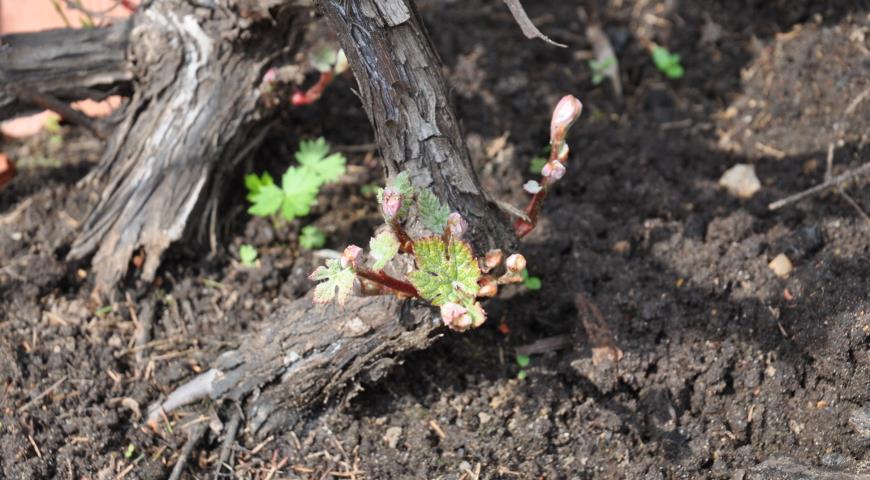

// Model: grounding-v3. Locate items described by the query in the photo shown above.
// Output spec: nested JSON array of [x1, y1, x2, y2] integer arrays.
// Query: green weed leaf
[[408, 237, 480, 306], [520, 268, 542, 291], [310, 258, 355, 305], [239, 244, 258, 266], [299, 225, 326, 250], [369, 231, 399, 270], [516, 354, 531, 368], [296, 137, 346, 184], [247, 182, 284, 217], [279, 167, 320, 220], [651, 45, 684, 79]]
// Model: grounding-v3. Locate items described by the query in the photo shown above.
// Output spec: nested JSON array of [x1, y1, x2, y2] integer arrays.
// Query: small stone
[[612, 240, 630, 254], [383, 426, 402, 448], [849, 408, 870, 438], [768, 254, 793, 278], [478, 412, 492, 425], [719, 163, 761, 199]]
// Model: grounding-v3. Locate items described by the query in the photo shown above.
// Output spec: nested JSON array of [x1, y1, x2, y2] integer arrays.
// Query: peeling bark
[[65, 0, 308, 290]]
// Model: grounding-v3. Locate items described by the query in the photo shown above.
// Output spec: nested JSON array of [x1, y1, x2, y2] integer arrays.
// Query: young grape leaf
[[296, 137, 346, 184], [310, 258, 355, 305], [247, 182, 284, 217], [417, 189, 450, 233], [299, 225, 326, 250], [279, 167, 320, 220], [369, 230, 400, 270], [408, 237, 480, 306]]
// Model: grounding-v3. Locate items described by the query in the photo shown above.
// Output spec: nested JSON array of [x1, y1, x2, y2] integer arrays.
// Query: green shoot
[[123, 444, 135, 459], [299, 225, 326, 250], [651, 44, 684, 79], [245, 138, 346, 222], [239, 244, 258, 266], [589, 56, 616, 85], [310, 171, 529, 332], [309, 97, 581, 332], [520, 268, 542, 291], [95, 305, 113, 316]]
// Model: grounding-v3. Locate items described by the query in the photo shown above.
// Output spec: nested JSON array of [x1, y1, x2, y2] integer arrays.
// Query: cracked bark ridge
[[0, 21, 133, 120], [66, 0, 307, 291], [318, 0, 516, 254]]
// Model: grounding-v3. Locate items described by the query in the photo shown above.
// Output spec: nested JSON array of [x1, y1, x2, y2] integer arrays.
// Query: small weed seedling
[[245, 137, 346, 223], [589, 56, 616, 85], [311, 96, 583, 332], [299, 225, 326, 250], [651, 44, 684, 79], [516, 354, 531, 380], [239, 244, 258, 267], [529, 156, 547, 174], [520, 268, 542, 291]]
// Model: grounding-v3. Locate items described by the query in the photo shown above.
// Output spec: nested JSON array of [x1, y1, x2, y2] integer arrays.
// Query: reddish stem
[[514, 140, 562, 238], [291, 71, 334, 106], [390, 220, 415, 254], [356, 269, 419, 298]]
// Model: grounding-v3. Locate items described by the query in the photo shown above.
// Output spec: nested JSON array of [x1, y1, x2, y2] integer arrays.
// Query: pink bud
[[446, 212, 468, 238], [484, 249, 504, 272], [505, 253, 526, 273], [441, 302, 470, 330], [542, 160, 566, 181], [523, 180, 542, 194], [478, 276, 498, 297], [341, 245, 363, 269], [263, 68, 277, 84], [381, 188, 403, 220], [550, 95, 583, 143]]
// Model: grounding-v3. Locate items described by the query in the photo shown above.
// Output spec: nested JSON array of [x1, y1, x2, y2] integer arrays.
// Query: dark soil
[[2, 1, 870, 478]]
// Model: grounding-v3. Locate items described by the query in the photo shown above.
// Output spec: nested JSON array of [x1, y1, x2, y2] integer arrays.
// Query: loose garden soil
[[1, 1, 869, 478]]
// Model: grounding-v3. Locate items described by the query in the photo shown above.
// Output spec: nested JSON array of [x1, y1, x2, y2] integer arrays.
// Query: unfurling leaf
[[369, 231, 400, 270], [408, 237, 480, 306], [296, 137, 346, 185], [310, 258, 355, 305], [416, 189, 450, 232]]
